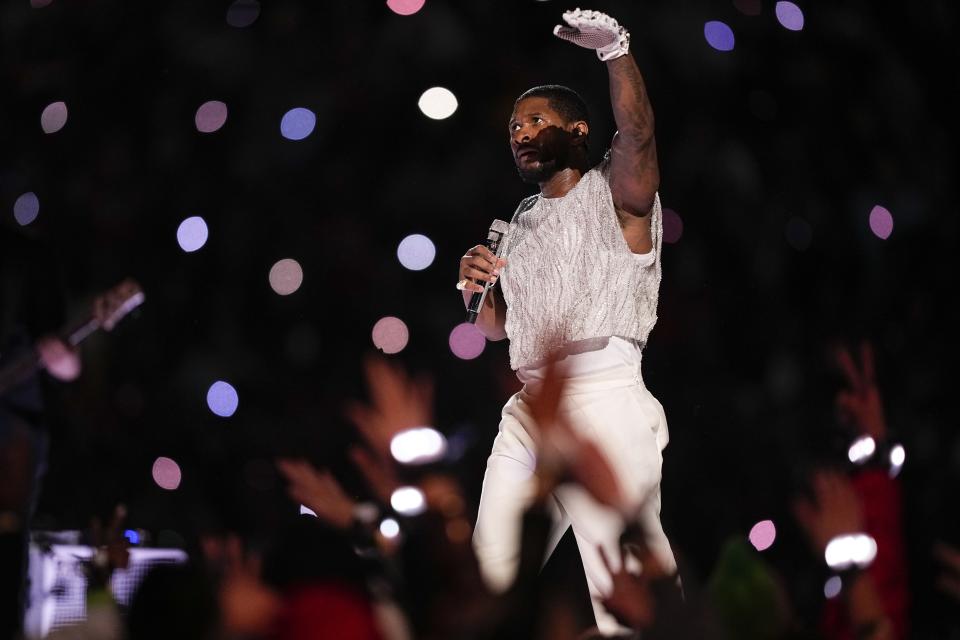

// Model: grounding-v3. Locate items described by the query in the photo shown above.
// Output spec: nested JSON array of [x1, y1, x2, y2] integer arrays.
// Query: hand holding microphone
[[458, 219, 510, 324]]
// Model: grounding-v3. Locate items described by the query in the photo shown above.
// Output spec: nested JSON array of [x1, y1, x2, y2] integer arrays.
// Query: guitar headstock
[[94, 279, 145, 331]]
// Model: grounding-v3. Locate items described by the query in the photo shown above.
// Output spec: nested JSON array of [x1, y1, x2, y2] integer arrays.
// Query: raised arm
[[607, 54, 659, 217], [554, 9, 659, 217]]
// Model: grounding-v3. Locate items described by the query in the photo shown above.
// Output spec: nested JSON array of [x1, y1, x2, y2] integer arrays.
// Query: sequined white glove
[[553, 8, 630, 61]]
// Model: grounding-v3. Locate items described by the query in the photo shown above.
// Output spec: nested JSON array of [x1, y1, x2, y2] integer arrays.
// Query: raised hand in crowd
[[835, 341, 887, 440], [276, 458, 357, 531]]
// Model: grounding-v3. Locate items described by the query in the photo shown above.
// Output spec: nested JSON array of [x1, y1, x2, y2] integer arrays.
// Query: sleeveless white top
[[500, 155, 663, 371]]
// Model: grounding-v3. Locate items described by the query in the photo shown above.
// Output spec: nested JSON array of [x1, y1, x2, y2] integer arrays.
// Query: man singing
[[457, 9, 676, 634]]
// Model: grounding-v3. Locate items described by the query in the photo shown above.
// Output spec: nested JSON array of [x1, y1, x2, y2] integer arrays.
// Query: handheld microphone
[[466, 219, 510, 324]]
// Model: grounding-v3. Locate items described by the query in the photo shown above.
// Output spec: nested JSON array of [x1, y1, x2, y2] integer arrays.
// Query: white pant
[[472, 339, 676, 635]]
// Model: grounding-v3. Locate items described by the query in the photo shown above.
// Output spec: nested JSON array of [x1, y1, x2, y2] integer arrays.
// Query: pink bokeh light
[[749, 519, 777, 551], [869, 205, 893, 240], [449, 323, 486, 360], [152, 457, 182, 491], [386, 0, 425, 16], [372, 316, 409, 354], [662, 208, 684, 244]]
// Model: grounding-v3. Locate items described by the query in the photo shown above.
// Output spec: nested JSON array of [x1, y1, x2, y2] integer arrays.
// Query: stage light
[[195, 101, 228, 133], [418, 87, 458, 120], [372, 316, 409, 354], [397, 233, 436, 271], [748, 519, 776, 551], [889, 444, 905, 477], [207, 380, 239, 417], [824, 575, 842, 599], [825, 533, 877, 571], [869, 205, 893, 240], [449, 322, 486, 360], [847, 435, 876, 464], [176, 216, 208, 252], [386, 0, 425, 16], [391, 486, 427, 516], [379, 518, 401, 539], [733, 0, 761, 16], [390, 427, 447, 464], [784, 216, 812, 251], [40, 101, 68, 133], [226, 0, 260, 28], [775, 2, 804, 31], [269, 258, 304, 295], [704, 21, 735, 52], [13, 192, 39, 226], [280, 108, 317, 141], [662, 208, 684, 244], [152, 457, 182, 491]]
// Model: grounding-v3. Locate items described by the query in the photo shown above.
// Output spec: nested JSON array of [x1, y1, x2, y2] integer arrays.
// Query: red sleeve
[[821, 469, 909, 639]]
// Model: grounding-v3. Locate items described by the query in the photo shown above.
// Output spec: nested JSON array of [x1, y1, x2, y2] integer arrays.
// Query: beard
[[516, 156, 560, 184]]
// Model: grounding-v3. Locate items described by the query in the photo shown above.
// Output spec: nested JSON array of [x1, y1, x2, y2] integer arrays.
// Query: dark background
[[2, 0, 957, 635]]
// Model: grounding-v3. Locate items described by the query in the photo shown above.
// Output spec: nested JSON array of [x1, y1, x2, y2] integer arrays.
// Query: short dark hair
[[516, 85, 590, 127]]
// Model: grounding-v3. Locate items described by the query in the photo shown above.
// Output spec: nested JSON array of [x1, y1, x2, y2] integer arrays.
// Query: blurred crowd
[[4, 332, 960, 639]]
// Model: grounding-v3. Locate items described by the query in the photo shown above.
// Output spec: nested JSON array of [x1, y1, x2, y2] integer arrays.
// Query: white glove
[[553, 8, 630, 61]]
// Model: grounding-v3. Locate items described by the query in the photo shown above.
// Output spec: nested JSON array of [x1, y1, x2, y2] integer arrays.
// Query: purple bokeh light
[[386, 0, 425, 16], [372, 316, 409, 354], [207, 380, 239, 417], [775, 2, 805, 31], [280, 108, 316, 141], [226, 0, 260, 27], [869, 205, 893, 240], [195, 101, 228, 133], [704, 21, 735, 52], [662, 208, 684, 244], [176, 216, 208, 252], [13, 192, 40, 226], [40, 101, 68, 134], [152, 457, 182, 491], [449, 323, 486, 360], [749, 519, 777, 551], [397, 234, 436, 271]]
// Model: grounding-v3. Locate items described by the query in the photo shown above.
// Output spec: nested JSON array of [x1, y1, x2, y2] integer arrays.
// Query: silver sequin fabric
[[500, 156, 663, 370]]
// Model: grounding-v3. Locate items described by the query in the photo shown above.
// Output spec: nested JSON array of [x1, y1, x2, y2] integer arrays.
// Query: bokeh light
[[869, 205, 894, 240], [269, 259, 304, 295], [40, 101, 68, 134], [280, 108, 317, 141], [391, 486, 427, 516], [176, 216, 208, 252], [300, 505, 317, 517], [825, 534, 878, 570], [226, 0, 260, 27], [704, 21, 735, 52], [784, 216, 812, 251], [124, 530, 140, 545], [152, 457, 182, 491], [195, 101, 228, 133], [449, 322, 486, 360], [733, 0, 761, 16], [390, 427, 447, 465], [372, 316, 409, 354], [662, 208, 684, 244], [13, 192, 40, 226], [380, 518, 401, 539], [824, 575, 842, 599], [889, 444, 905, 477], [30, 0, 53, 8], [418, 87, 458, 120], [775, 2, 805, 31], [748, 520, 777, 551], [386, 0, 425, 15], [206, 380, 239, 417], [397, 233, 436, 271], [848, 435, 876, 464]]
